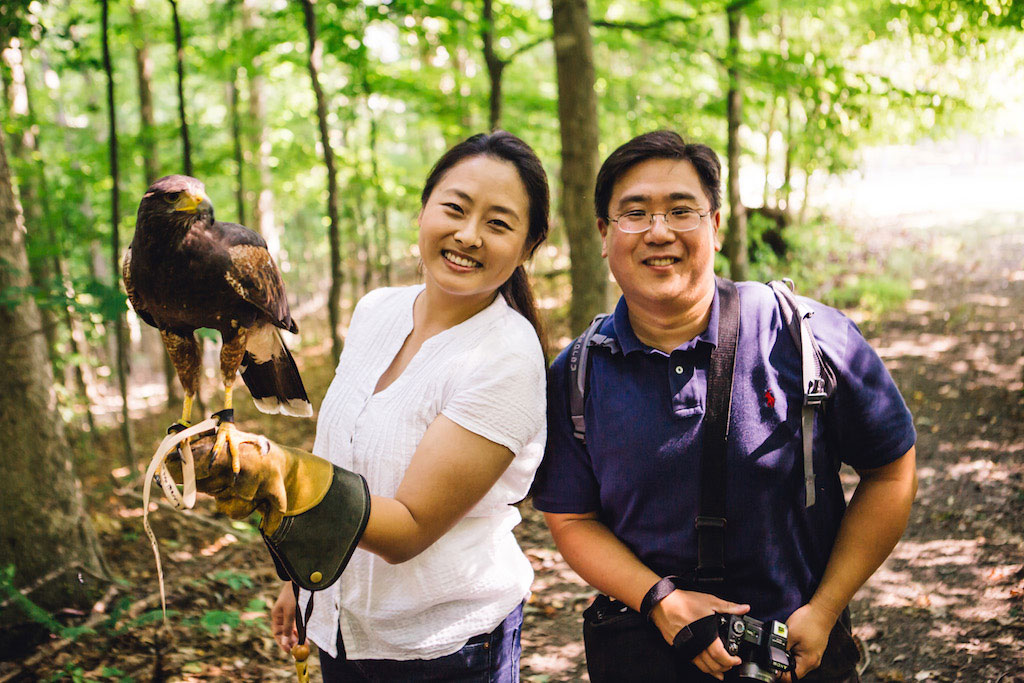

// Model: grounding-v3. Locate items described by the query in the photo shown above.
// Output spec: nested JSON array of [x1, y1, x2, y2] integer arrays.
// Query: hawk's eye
[[163, 192, 181, 204]]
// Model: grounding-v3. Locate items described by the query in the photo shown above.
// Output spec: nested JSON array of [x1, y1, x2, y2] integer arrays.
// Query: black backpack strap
[[767, 279, 837, 508], [568, 313, 614, 444], [695, 276, 740, 587]]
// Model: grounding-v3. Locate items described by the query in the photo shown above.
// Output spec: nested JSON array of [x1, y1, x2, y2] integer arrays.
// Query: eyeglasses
[[610, 208, 712, 234]]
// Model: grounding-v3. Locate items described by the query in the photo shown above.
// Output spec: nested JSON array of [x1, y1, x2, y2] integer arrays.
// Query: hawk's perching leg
[[161, 329, 201, 429], [213, 328, 260, 473]]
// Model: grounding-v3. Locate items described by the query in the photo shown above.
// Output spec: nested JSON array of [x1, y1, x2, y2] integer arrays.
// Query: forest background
[[1, 0, 1023, 681]]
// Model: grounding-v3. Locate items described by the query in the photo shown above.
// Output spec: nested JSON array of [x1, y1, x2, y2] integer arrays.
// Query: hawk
[[123, 175, 312, 470]]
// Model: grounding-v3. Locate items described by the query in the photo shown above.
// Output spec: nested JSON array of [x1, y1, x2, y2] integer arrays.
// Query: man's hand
[[780, 602, 839, 682], [650, 589, 749, 681]]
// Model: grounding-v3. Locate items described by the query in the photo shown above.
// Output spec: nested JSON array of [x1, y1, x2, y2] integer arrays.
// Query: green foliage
[[100, 667, 133, 683], [209, 569, 255, 590], [198, 609, 241, 634], [44, 663, 134, 683], [1, 0, 1019, 417], [245, 596, 268, 612], [0, 565, 96, 642], [746, 217, 915, 316], [45, 663, 87, 683]]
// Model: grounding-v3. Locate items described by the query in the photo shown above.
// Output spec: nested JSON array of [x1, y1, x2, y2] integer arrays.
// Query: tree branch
[[593, 0, 759, 33], [505, 34, 549, 61]]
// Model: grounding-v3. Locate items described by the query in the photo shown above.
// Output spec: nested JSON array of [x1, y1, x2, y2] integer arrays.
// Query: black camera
[[718, 614, 791, 681]]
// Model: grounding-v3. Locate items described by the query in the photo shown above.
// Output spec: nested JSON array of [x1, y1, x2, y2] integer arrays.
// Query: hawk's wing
[[122, 246, 157, 328], [214, 221, 297, 334]]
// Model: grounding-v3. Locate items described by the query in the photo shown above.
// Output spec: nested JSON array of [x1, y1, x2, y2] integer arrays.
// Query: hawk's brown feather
[[124, 175, 310, 417]]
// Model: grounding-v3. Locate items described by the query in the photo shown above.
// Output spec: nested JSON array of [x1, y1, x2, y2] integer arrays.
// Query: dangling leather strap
[[694, 277, 740, 587], [290, 582, 315, 683]]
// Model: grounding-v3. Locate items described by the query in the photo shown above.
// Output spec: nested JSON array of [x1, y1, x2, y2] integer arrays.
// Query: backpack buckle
[[695, 516, 727, 530], [805, 378, 828, 406]]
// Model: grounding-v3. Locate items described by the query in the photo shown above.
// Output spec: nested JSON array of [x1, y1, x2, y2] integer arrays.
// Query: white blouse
[[302, 285, 546, 660]]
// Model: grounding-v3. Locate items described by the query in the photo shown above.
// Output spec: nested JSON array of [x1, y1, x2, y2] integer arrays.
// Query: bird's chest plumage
[[132, 228, 257, 333]]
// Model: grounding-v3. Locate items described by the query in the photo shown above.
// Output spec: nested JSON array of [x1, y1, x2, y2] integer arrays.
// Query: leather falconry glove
[[170, 429, 370, 592]]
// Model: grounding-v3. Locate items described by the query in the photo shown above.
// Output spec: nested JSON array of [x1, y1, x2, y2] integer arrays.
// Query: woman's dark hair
[[421, 131, 550, 348], [594, 130, 722, 220]]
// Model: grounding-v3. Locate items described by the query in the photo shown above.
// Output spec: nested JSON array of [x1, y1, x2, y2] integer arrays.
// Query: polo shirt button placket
[[675, 365, 684, 374]]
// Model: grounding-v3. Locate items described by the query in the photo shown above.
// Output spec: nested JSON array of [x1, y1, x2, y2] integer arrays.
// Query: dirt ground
[[2, 210, 1022, 682]]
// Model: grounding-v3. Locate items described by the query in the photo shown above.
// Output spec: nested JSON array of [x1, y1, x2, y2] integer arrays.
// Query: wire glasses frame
[[610, 208, 712, 234]]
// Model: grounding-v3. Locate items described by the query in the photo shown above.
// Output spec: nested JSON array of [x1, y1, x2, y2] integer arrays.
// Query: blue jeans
[[319, 603, 523, 682]]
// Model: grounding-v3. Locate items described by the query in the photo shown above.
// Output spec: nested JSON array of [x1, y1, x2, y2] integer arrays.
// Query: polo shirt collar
[[606, 286, 720, 356]]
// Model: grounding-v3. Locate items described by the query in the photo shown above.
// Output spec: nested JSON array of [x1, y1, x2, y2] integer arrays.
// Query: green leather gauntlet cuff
[[261, 464, 371, 592]]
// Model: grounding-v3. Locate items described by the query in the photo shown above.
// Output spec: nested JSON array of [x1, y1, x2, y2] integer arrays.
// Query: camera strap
[[694, 276, 739, 587]]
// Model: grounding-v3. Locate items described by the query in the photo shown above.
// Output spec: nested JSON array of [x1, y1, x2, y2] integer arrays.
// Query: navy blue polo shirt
[[532, 281, 916, 623]]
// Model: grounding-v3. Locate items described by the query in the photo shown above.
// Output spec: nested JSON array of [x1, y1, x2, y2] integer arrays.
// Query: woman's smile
[[441, 249, 483, 270]]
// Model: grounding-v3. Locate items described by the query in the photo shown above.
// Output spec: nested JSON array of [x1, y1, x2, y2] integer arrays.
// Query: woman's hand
[[271, 582, 299, 653], [168, 430, 337, 535]]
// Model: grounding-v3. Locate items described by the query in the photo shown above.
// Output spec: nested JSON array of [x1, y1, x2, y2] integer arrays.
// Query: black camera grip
[[671, 613, 719, 661]]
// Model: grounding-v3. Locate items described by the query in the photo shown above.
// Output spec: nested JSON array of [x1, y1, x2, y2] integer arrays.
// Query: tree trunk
[[723, 4, 748, 281], [243, 0, 280, 259], [229, 69, 246, 225], [369, 112, 391, 285], [130, 0, 178, 407], [799, 165, 813, 226], [0, 125, 106, 630], [763, 95, 777, 208], [131, 1, 160, 184], [450, 44, 474, 141], [102, 0, 135, 466], [37, 47, 101, 433], [782, 97, 793, 219], [169, 0, 192, 176], [1, 38, 60, 367], [552, 0, 606, 334], [481, 0, 505, 131], [299, 0, 343, 364]]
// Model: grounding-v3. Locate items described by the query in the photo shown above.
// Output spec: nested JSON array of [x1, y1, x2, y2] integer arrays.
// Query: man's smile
[[641, 256, 681, 267]]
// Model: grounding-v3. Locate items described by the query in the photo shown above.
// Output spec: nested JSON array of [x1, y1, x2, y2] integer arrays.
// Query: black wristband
[[671, 613, 720, 662], [640, 575, 681, 620]]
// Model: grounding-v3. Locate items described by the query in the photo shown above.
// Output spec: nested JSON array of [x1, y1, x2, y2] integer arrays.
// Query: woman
[[272, 131, 550, 681]]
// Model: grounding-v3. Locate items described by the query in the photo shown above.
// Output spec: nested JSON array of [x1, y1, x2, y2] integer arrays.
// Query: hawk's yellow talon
[[213, 421, 253, 475]]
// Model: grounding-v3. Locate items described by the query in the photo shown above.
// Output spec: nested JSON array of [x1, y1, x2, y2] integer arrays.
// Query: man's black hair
[[594, 130, 722, 220]]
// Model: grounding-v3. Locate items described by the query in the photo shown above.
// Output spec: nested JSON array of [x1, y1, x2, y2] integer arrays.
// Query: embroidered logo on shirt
[[764, 389, 776, 408]]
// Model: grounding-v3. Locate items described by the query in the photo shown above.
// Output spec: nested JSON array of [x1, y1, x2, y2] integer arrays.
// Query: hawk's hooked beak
[[174, 191, 214, 215]]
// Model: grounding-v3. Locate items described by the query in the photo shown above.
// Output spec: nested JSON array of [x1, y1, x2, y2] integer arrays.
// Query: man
[[532, 131, 917, 682]]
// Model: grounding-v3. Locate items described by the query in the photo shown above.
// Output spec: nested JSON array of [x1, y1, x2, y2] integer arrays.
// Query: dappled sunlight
[[948, 458, 1019, 483], [874, 334, 958, 360], [964, 293, 1012, 308], [521, 640, 587, 679], [904, 298, 938, 314], [862, 539, 983, 609], [199, 533, 238, 557], [117, 502, 158, 518]]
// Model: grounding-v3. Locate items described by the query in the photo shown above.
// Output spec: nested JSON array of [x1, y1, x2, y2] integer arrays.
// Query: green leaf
[[199, 609, 241, 635], [245, 597, 268, 612], [210, 569, 255, 590]]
